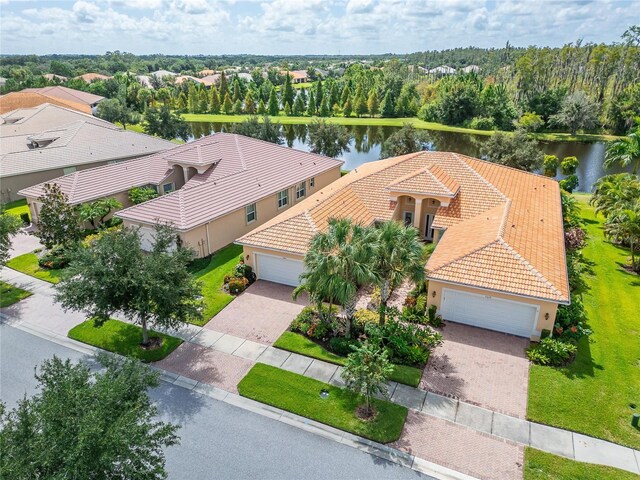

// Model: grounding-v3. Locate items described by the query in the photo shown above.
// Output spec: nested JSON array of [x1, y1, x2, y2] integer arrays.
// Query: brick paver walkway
[[393, 411, 524, 480], [156, 343, 253, 393], [421, 322, 530, 418], [204, 281, 308, 344]]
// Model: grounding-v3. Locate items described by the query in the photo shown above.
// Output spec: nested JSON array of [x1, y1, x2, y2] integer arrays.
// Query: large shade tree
[[480, 129, 543, 172], [55, 225, 203, 345], [0, 355, 179, 480], [373, 221, 425, 324], [34, 183, 83, 250], [550, 91, 600, 136], [307, 120, 351, 158], [379, 124, 425, 159], [293, 218, 377, 337], [0, 212, 21, 266]]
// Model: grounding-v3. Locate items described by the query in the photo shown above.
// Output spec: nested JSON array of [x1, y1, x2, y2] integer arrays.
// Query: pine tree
[[319, 96, 330, 117], [284, 102, 292, 116], [187, 84, 198, 114], [314, 79, 324, 114], [223, 92, 233, 114], [380, 91, 395, 117], [177, 92, 188, 111], [233, 99, 243, 115], [267, 87, 279, 116], [293, 94, 305, 116], [244, 90, 256, 114], [209, 86, 220, 114], [232, 79, 242, 102], [343, 98, 353, 117], [306, 91, 316, 116], [340, 85, 351, 107], [367, 90, 379, 117], [218, 72, 229, 101], [257, 99, 266, 115], [329, 82, 340, 109], [282, 73, 295, 109], [198, 88, 209, 113], [353, 83, 367, 118]]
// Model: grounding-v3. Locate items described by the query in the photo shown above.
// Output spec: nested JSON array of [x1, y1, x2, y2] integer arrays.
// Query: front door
[[403, 211, 413, 226], [424, 213, 434, 241]]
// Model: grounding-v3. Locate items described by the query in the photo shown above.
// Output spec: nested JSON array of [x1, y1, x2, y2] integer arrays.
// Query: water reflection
[[186, 122, 629, 192]]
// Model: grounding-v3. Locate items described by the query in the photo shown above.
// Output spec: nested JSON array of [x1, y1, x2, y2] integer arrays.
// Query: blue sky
[[0, 0, 637, 55]]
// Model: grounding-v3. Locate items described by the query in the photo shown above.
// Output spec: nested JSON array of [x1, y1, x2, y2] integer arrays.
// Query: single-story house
[[43, 73, 68, 82], [237, 152, 570, 340], [461, 65, 481, 74], [175, 75, 203, 85], [199, 74, 221, 87], [21, 133, 343, 258], [0, 86, 104, 115], [21, 86, 104, 112], [428, 66, 456, 75], [149, 70, 177, 79], [6, 103, 174, 203], [198, 69, 216, 77], [75, 73, 113, 83], [286, 70, 309, 84]]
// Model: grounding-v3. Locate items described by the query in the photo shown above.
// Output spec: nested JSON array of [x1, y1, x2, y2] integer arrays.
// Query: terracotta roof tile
[[238, 151, 569, 303]]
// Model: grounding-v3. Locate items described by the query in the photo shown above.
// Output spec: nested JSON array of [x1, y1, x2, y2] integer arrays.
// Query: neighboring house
[[461, 65, 481, 73], [428, 65, 456, 75], [285, 70, 309, 84], [43, 73, 68, 82], [175, 75, 203, 85], [199, 74, 221, 87], [150, 70, 177, 79], [237, 152, 570, 340], [0, 92, 91, 114], [114, 133, 344, 257], [75, 72, 112, 83], [5, 103, 174, 204], [136, 75, 152, 88], [235, 72, 253, 82], [198, 69, 216, 77], [0, 77, 6, 88]]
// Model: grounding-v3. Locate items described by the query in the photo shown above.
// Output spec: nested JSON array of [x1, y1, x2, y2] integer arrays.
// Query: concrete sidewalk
[[3, 267, 639, 476]]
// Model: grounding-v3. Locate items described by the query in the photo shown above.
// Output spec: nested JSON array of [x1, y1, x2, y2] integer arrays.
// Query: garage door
[[255, 253, 304, 287], [440, 288, 538, 337]]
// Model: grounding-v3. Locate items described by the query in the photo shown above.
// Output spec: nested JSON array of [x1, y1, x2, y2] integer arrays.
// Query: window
[[163, 182, 174, 194], [277, 189, 289, 208], [309, 177, 315, 188], [246, 203, 256, 223], [296, 181, 306, 200], [63, 166, 76, 175]]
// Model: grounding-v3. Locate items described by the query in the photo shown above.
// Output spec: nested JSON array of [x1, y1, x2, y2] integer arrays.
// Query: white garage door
[[255, 253, 304, 287], [440, 288, 538, 337]]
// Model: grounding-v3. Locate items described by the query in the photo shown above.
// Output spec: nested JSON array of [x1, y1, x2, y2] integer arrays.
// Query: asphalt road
[[0, 324, 431, 480]]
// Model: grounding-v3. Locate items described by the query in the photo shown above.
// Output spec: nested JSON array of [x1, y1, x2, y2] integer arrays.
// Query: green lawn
[[524, 448, 639, 480], [273, 331, 423, 387], [238, 363, 408, 443], [182, 113, 619, 143], [189, 243, 243, 326], [1, 198, 29, 219], [6, 253, 65, 284], [528, 195, 640, 449], [68, 318, 182, 362], [0, 281, 32, 307]]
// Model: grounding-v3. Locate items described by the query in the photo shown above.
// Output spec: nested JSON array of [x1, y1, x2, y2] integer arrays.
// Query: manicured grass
[[238, 363, 408, 443], [273, 331, 423, 387], [523, 447, 639, 480], [68, 318, 182, 363], [1, 198, 29, 219], [189, 244, 243, 326], [528, 195, 640, 449], [6, 253, 65, 284], [182, 113, 620, 143], [0, 281, 32, 307]]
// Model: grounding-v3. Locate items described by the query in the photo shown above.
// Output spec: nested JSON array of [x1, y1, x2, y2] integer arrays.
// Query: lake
[[187, 122, 629, 193]]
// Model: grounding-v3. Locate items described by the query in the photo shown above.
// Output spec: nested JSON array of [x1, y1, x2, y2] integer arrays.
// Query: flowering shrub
[[565, 227, 587, 251], [227, 277, 249, 295]]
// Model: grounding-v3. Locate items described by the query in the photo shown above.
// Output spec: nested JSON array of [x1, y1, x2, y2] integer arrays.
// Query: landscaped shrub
[[37, 247, 69, 270], [468, 116, 495, 131], [233, 258, 256, 284], [353, 309, 379, 332], [554, 294, 591, 340], [559, 174, 579, 193], [543, 155, 559, 177], [367, 317, 442, 366], [367, 286, 381, 310], [565, 226, 587, 251], [560, 156, 579, 175], [426, 304, 444, 327], [527, 338, 577, 366], [19, 212, 30, 226], [291, 305, 338, 340], [329, 337, 359, 356], [227, 277, 249, 295]]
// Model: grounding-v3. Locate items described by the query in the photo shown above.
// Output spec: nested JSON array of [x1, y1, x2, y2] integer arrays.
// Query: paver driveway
[[421, 322, 530, 418], [204, 280, 308, 344]]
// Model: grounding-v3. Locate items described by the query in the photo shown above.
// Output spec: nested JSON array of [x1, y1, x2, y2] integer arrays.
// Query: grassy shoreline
[[181, 113, 619, 143]]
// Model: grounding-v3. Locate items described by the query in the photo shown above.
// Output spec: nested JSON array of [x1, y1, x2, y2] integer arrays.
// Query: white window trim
[[296, 181, 306, 200], [246, 203, 256, 224], [277, 189, 289, 209]]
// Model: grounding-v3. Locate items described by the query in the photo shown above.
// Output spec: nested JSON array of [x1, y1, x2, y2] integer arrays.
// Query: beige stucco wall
[[127, 166, 342, 258], [392, 195, 440, 236], [426, 279, 559, 340]]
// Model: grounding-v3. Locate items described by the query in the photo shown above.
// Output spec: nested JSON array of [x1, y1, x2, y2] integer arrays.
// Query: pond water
[[187, 122, 630, 193]]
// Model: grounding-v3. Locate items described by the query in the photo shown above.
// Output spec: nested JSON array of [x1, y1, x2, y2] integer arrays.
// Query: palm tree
[[591, 173, 640, 219], [373, 221, 426, 324], [293, 218, 377, 337], [604, 200, 640, 271], [604, 126, 640, 175]]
